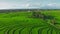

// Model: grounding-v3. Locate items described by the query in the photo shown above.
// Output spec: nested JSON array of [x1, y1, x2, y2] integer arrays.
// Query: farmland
[[0, 9, 60, 34]]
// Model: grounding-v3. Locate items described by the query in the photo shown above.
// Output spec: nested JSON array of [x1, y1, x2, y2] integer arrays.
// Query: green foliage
[[0, 10, 60, 34]]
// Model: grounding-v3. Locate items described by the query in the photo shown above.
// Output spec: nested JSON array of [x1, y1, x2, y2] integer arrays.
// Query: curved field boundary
[[13, 27, 24, 34], [20, 27, 31, 34], [1, 27, 8, 34], [29, 25, 48, 34], [13, 27, 21, 34], [50, 27, 57, 34], [47, 28, 50, 34], [4, 26, 25, 34], [50, 28, 53, 34], [54, 28, 60, 34], [8, 27, 20, 34], [0, 25, 9, 34], [41, 28, 49, 34], [19, 27, 25, 34], [4, 27, 14, 34], [4, 25, 17, 34], [38, 27, 48, 34], [30, 27, 41, 34], [0, 24, 7, 31]]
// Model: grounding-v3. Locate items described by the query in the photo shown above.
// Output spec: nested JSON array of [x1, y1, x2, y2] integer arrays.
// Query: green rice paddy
[[0, 10, 60, 34]]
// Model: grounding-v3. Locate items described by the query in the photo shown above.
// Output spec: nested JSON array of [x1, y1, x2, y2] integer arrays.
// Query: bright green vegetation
[[0, 10, 60, 34]]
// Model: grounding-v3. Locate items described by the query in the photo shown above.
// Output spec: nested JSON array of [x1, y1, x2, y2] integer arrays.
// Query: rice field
[[0, 10, 60, 34]]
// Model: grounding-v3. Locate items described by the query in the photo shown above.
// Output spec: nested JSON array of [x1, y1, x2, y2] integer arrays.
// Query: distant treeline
[[0, 9, 60, 13]]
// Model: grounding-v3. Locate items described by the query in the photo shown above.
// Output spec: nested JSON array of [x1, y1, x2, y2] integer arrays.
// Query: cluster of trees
[[32, 11, 57, 25], [32, 11, 54, 19]]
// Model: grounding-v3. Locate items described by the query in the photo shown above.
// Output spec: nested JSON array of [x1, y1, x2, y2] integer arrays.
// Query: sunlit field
[[0, 9, 60, 34]]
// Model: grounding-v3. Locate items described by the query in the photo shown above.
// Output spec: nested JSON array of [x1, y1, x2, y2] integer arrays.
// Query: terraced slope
[[0, 10, 60, 34]]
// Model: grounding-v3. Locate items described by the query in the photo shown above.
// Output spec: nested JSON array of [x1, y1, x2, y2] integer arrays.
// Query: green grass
[[0, 10, 60, 34]]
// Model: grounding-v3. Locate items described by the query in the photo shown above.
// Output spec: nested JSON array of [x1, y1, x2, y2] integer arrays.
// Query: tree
[[32, 11, 42, 18]]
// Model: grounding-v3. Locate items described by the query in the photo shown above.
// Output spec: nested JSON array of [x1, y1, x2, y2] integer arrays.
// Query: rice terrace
[[0, 9, 59, 34]]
